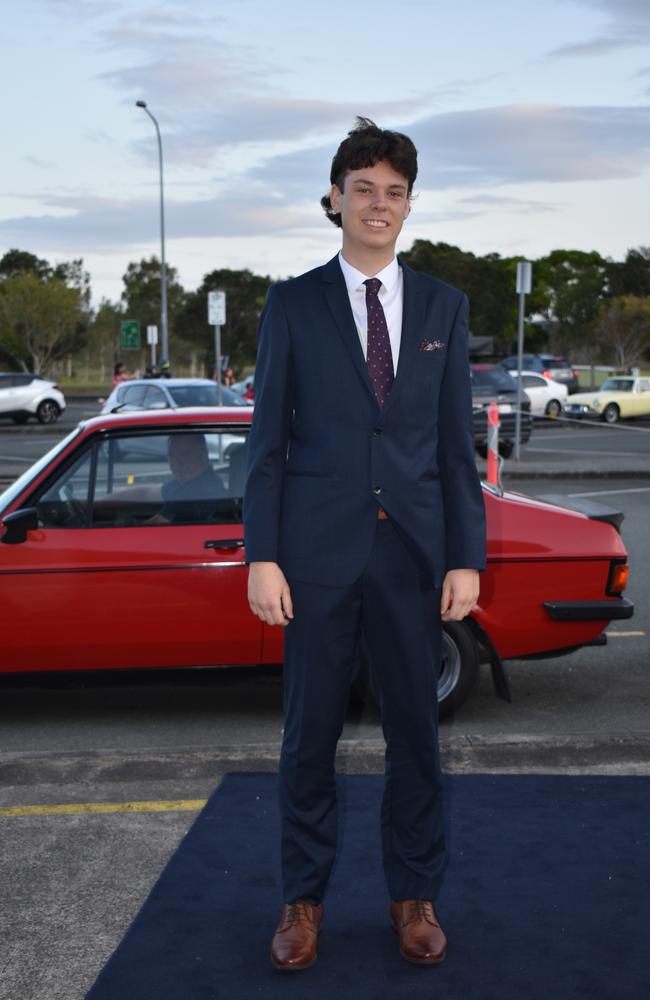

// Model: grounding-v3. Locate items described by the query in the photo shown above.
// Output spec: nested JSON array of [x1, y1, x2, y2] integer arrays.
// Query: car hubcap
[[438, 631, 461, 702], [39, 402, 58, 423]]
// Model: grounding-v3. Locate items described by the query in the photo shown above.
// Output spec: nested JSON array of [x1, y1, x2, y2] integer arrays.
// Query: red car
[[0, 409, 633, 717]]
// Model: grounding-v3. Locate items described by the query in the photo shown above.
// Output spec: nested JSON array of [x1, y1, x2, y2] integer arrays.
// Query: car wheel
[[351, 620, 480, 720], [545, 399, 561, 418], [602, 403, 619, 424], [36, 399, 61, 424], [498, 440, 514, 458], [12, 414, 29, 424], [437, 621, 480, 719]]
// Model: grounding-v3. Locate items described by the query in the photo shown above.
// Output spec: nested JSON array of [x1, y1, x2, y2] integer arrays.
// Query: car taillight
[[572, 370, 579, 379], [542, 370, 553, 379], [606, 559, 629, 596], [52, 384, 61, 391]]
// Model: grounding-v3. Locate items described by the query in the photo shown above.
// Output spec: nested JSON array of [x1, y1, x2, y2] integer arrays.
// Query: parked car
[[512, 371, 569, 418], [0, 409, 633, 718], [501, 355, 580, 394], [0, 372, 66, 425], [471, 364, 532, 458], [100, 378, 250, 414], [562, 376, 650, 424]]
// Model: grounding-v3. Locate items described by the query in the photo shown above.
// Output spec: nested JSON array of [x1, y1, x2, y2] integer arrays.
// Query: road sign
[[120, 320, 141, 350], [516, 261, 532, 294], [146, 325, 158, 345], [208, 290, 226, 326]]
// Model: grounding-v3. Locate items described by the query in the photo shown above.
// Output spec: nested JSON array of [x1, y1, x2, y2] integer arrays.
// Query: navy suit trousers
[[279, 516, 446, 904]]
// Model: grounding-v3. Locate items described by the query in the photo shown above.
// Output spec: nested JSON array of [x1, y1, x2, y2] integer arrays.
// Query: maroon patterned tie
[[364, 278, 394, 407]]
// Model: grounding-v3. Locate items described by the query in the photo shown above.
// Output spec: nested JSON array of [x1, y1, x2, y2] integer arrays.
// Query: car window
[[541, 358, 570, 370], [471, 368, 518, 392], [121, 384, 148, 407], [638, 379, 650, 392], [34, 449, 94, 528], [0, 375, 17, 388], [522, 375, 545, 387], [14, 375, 36, 386], [142, 386, 168, 409], [167, 385, 218, 407], [600, 378, 633, 392], [31, 430, 249, 529]]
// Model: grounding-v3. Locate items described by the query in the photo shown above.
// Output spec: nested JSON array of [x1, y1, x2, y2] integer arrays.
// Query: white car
[[100, 377, 251, 414], [513, 371, 568, 418], [0, 372, 66, 424]]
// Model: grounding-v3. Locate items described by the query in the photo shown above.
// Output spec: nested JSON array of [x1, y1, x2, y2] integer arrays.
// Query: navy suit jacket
[[243, 255, 486, 587]]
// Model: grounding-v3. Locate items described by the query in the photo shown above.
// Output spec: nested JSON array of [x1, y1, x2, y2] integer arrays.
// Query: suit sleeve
[[243, 285, 294, 564], [437, 293, 487, 572]]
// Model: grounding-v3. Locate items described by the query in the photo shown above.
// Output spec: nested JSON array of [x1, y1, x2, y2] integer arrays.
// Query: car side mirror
[[1, 507, 39, 545]]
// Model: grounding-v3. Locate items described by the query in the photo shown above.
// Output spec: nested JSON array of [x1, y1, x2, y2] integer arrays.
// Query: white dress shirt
[[338, 251, 403, 374]]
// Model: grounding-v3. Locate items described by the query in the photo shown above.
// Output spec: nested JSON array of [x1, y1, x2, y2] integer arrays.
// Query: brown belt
[[377, 508, 389, 520]]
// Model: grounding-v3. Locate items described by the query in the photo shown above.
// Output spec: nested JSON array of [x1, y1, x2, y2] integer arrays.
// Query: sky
[[1, 0, 649, 306]]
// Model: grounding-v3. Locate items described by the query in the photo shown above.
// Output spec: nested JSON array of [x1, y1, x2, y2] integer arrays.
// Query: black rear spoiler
[[536, 495, 624, 533]]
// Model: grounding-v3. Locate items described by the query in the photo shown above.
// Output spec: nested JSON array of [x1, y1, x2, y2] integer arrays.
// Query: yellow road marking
[[0, 799, 207, 817], [605, 630, 646, 637]]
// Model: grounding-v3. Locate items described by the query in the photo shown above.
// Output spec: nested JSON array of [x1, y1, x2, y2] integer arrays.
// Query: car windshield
[[541, 358, 571, 370], [471, 369, 517, 392], [600, 379, 633, 392], [0, 427, 82, 516], [167, 385, 243, 407]]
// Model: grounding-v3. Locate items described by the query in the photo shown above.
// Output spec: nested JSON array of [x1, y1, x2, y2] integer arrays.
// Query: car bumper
[[562, 404, 600, 419], [543, 598, 634, 621]]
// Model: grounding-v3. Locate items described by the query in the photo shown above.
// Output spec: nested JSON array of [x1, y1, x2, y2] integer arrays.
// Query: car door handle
[[204, 539, 245, 549]]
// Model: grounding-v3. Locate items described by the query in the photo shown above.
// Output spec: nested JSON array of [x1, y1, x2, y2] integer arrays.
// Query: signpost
[[120, 320, 141, 351], [147, 324, 158, 368], [208, 291, 227, 404], [514, 262, 532, 461]]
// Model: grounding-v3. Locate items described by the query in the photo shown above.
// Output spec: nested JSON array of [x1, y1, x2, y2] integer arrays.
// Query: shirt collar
[[338, 251, 399, 297]]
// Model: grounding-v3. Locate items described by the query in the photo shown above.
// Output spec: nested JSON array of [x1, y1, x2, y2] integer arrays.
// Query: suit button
[[373, 427, 381, 436], [372, 486, 382, 495]]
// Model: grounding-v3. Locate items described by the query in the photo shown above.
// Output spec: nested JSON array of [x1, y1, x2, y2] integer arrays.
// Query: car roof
[[114, 377, 216, 388], [79, 407, 254, 434]]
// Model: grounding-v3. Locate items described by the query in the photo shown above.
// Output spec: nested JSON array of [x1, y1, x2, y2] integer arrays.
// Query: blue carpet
[[86, 774, 649, 1000]]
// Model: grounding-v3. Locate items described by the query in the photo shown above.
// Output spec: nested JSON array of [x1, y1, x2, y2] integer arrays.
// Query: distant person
[[112, 362, 138, 388], [242, 380, 255, 402], [148, 434, 223, 524], [159, 359, 172, 379], [223, 367, 235, 387]]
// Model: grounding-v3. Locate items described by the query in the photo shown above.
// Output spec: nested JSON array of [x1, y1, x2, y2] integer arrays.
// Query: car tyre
[[602, 403, 619, 424], [545, 399, 561, 418], [476, 444, 488, 459], [12, 414, 30, 424], [36, 399, 61, 424], [498, 440, 514, 458], [351, 620, 480, 719]]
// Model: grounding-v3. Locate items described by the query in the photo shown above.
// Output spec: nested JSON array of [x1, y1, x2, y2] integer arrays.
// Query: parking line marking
[[568, 487, 650, 498], [605, 630, 645, 637], [0, 799, 207, 817], [526, 446, 647, 458]]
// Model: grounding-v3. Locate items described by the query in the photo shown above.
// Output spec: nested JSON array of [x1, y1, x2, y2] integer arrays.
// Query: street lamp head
[[136, 100, 147, 108]]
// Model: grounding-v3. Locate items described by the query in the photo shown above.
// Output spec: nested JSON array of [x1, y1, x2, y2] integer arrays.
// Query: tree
[[178, 268, 273, 374], [534, 250, 609, 360], [607, 247, 650, 299], [121, 257, 186, 349], [0, 248, 51, 281], [0, 272, 87, 373], [596, 296, 650, 369]]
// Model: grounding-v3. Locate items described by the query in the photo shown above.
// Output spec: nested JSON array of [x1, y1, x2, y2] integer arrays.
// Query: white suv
[[0, 373, 66, 424]]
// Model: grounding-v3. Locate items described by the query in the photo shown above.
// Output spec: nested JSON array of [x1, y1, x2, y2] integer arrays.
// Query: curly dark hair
[[321, 117, 418, 227]]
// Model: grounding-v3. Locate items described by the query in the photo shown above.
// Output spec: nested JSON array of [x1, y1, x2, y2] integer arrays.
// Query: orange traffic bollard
[[486, 400, 500, 487]]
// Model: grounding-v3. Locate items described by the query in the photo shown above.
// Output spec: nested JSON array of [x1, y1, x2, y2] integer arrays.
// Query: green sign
[[120, 320, 141, 350]]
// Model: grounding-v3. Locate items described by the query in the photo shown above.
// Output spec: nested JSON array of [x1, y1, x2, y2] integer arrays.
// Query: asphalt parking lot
[[0, 420, 649, 999]]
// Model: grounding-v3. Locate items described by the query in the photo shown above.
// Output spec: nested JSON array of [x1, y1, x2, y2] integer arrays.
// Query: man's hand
[[440, 568, 479, 622], [248, 561, 294, 627]]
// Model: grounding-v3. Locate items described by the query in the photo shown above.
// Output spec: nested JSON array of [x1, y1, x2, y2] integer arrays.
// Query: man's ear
[[330, 184, 342, 213]]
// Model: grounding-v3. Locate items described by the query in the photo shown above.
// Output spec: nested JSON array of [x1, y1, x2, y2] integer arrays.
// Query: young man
[[244, 118, 486, 969]]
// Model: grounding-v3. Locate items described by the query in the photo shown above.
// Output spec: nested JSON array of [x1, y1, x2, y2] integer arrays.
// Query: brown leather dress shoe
[[270, 901, 323, 970], [390, 899, 447, 965]]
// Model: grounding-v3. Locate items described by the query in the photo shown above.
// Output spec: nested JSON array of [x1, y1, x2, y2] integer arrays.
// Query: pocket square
[[418, 339, 445, 352]]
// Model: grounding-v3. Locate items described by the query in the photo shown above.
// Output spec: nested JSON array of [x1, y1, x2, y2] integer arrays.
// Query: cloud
[[547, 0, 650, 58], [3, 102, 648, 253], [253, 103, 650, 196]]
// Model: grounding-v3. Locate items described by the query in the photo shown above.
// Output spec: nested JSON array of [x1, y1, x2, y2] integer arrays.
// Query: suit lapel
[[323, 255, 378, 408], [380, 260, 427, 419]]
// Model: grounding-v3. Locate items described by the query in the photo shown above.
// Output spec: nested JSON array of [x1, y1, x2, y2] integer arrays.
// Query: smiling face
[[329, 160, 411, 272]]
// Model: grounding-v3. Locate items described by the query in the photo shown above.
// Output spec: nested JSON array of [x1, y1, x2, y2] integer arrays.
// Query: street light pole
[[135, 100, 169, 364]]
